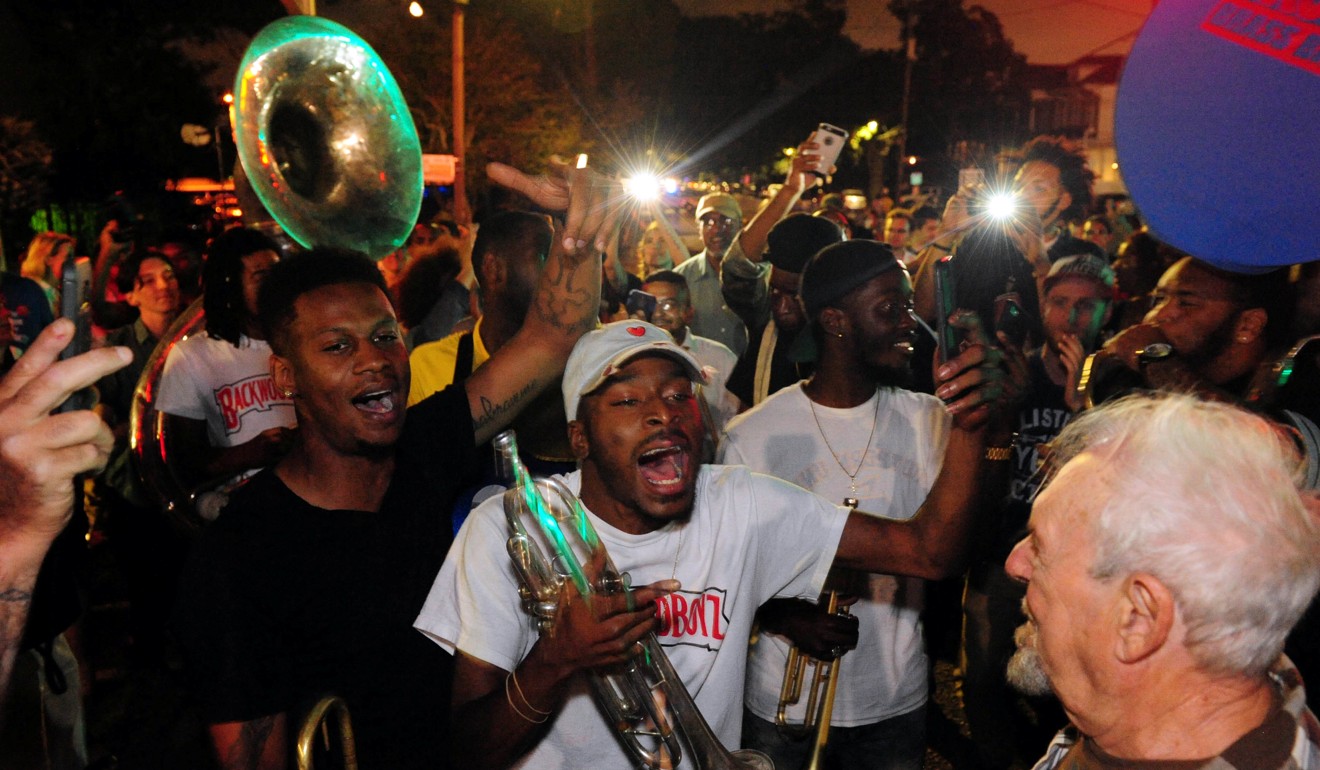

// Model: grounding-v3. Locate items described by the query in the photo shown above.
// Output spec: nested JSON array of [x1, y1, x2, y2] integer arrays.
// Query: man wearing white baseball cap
[[418, 313, 1010, 769]]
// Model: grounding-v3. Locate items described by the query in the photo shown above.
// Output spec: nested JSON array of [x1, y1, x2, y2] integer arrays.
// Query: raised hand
[[487, 157, 625, 256], [0, 320, 130, 543], [933, 311, 1010, 430]]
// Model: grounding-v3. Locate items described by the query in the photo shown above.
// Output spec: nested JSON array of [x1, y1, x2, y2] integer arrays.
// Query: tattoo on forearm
[[219, 715, 278, 770], [534, 253, 595, 335], [0, 587, 33, 604], [474, 380, 539, 434]]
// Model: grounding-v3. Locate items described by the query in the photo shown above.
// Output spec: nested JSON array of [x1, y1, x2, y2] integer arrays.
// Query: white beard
[[1006, 620, 1055, 696]]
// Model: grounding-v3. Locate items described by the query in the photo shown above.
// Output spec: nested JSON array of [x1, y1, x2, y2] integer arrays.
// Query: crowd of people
[[0, 132, 1317, 770]]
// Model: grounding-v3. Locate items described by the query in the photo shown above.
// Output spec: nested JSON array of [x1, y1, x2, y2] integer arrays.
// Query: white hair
[[1045, 393, 1320, 676]]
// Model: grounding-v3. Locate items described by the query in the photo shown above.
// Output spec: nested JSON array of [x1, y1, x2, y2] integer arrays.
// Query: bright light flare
[[624, 173, 662, 202], [409, 2, 424, 17], [987, 192, 1018, 221]]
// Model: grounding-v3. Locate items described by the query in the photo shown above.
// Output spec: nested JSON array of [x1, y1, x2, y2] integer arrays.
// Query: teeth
[[355, 393, 395, 414]]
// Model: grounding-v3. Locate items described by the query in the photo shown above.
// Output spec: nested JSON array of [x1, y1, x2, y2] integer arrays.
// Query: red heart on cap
[[626, 325, 646, 337]]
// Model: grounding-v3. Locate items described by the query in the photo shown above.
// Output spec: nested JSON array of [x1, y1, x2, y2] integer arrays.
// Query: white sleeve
[[740, 470, 849, 605], [414, 497, 536, 672], [154, 340, 207, 420]]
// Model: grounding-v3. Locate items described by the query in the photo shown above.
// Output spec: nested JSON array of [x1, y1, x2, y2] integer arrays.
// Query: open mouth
[[892, 331, 917, 353], [637, 445, 689, 491], [352, 388, 396, 415]]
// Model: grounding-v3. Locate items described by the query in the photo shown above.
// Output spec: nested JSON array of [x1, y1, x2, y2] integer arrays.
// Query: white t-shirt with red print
[[156, 332, 295, 448], [415, 464, 849, 769]]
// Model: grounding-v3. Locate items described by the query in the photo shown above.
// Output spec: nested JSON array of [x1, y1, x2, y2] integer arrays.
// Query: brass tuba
[[231, 15, 422, 257], [131, 15, 424, 530], [496, 431, 774, 770]]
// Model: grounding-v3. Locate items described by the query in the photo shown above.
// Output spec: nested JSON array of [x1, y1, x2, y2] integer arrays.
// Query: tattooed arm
[[210, 714, 287, 770], [466, 160, 622, 445], [0, 320, 128, 711]]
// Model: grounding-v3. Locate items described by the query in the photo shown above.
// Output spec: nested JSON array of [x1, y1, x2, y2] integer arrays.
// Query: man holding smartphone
[[960, 254, 1114, 770], [675, 136, 822, 359]]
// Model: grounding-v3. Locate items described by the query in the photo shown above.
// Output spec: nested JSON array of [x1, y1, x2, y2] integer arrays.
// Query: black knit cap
[[764, 214, 846, 274], [799, 240, 902, 319]]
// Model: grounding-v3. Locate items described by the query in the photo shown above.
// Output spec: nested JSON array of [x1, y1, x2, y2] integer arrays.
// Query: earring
[[282, 389, 295, 398]]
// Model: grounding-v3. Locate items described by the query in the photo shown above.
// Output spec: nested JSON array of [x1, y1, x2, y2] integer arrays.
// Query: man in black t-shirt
[[174, 161, 617, 770]]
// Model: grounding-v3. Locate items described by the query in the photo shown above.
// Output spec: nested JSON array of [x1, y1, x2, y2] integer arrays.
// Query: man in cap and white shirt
[[418, 313, 1010, 770]]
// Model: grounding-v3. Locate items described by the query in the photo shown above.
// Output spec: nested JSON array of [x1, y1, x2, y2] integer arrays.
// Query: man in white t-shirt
[[720, 241, 963, 770], [417, 309, 1009, 769], [155, 229, 296, 501]]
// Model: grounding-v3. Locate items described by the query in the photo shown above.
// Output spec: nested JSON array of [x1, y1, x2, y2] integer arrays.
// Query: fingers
[[0, 319, 73, 401], [1, 342, 130, 419], [935, 313, 1008, 417], [486, 162, 571, 211], [8, 411, 113, 482]]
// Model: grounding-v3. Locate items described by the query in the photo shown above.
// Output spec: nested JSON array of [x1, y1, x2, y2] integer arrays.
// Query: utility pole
[[452, 0, 470, 224], [896, 7, 916, 196]]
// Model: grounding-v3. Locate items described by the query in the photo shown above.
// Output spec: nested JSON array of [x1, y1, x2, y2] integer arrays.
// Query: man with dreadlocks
[[155, 228, 296, 515]]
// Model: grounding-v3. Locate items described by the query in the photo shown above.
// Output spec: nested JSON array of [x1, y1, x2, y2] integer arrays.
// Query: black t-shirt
[[970, 350, 1072, 582], [175, 383, 481, 769], [726, 322, 811, 407]]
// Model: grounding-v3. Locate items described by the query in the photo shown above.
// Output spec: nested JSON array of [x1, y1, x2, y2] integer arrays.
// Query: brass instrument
[[231, 15, 422, 258], [496, 431, 774, 770], [296, 695, 359, 770], [773, 592, 850, 770]]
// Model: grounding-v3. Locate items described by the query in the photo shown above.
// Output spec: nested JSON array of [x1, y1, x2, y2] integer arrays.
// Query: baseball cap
[[1044, 255, 1116, 297], [791, 241, 904, 362], [562, 321, 707, 421], [695, 193, 741, 222], [764, 214, 846, 274]]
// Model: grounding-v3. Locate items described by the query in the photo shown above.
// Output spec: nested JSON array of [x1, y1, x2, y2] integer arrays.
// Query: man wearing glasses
[[641, 269, 741, 432]]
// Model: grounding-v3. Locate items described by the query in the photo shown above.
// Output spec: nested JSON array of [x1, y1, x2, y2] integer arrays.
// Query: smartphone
[[933, 255, 959, 364], [625, 289, 657, 322], [807, 123, 849, 186], [57, 257, 94, 412], [958, 167, 986, 190], [993, 292, 1029, 349]]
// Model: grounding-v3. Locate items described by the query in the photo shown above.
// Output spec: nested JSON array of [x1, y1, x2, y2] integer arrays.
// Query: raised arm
[[465, 159, 621, 445], [732, 137, 819, 263], [0, 320, 128, 708], [647, 201, 692, 267], [833, 314, 1015, 579]]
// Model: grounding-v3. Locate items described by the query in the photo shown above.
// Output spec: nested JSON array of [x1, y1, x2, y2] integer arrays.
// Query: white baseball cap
[[562, 321, 706, 421]]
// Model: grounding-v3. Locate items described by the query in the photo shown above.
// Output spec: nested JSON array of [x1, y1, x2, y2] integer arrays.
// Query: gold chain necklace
[[807, 391, 881, 507]]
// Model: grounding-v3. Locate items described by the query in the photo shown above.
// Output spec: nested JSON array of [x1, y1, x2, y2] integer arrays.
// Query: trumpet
[[495, 431, 773, 770], [774, 592, 850, 770]]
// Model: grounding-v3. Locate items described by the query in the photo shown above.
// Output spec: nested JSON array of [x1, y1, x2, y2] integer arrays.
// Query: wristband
[[984, 432, 1018, 462]]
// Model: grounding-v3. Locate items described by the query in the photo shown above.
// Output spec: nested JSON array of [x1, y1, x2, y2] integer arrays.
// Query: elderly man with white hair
[[1005, 393, 1320, 769]]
